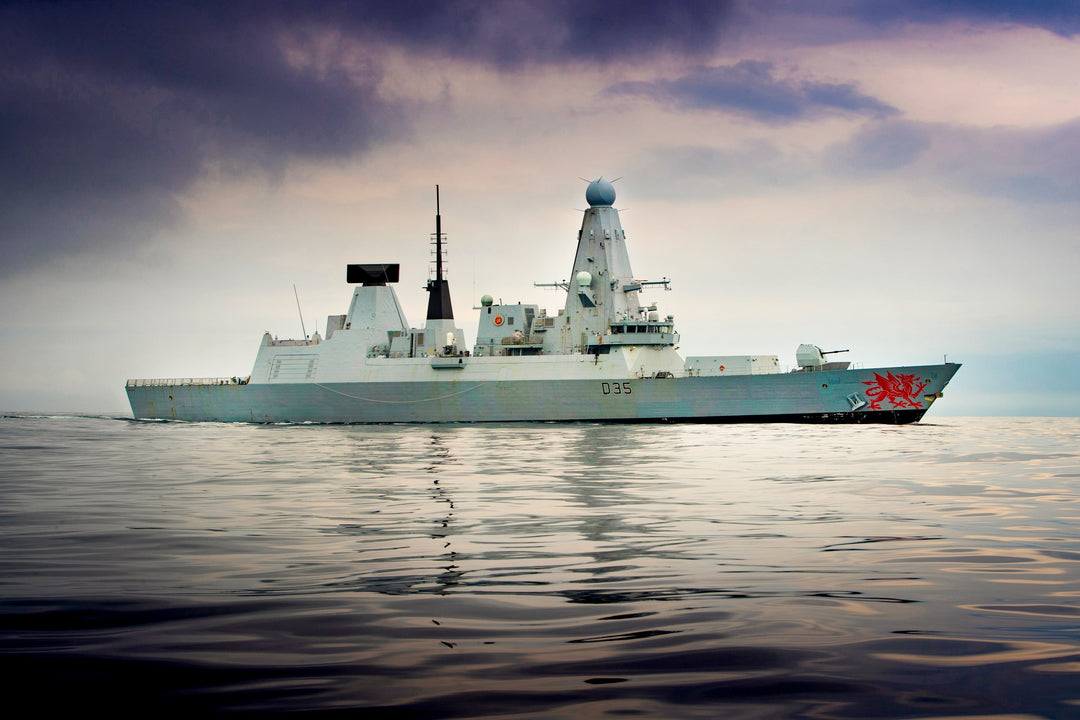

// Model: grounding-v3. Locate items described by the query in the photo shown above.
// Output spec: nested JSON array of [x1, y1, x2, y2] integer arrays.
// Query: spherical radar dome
[[585, 178, 616, 207]]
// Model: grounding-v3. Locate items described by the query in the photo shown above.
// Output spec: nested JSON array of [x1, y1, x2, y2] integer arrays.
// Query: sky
[[1, 0, 1078, 416]]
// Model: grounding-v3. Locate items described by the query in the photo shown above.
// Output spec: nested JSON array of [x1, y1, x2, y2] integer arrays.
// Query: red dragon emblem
[[862, 372, 928, 410]]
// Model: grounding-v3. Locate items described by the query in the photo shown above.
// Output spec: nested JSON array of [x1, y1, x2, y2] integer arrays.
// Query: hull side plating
[[128, 363, 959, 424]]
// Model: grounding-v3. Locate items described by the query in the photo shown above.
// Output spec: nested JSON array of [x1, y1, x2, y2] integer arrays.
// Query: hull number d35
[[601, 382, 632, 396]]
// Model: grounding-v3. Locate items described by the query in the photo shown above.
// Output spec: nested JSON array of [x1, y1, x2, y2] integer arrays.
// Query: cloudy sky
[[2, 0, 1078, 415]]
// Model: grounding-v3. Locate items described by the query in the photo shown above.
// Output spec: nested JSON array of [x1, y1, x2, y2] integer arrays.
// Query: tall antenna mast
[[425, 185, 454, 320], [435, 185, 443, 282], [293, 284, 307, 340]]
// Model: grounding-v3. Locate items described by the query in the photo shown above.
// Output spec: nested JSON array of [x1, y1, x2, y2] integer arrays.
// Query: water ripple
[[1, 415, 1078, 716]]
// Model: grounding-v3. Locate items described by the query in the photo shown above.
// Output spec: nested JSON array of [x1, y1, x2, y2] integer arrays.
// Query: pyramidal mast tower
[[561, 178, 672, 352]]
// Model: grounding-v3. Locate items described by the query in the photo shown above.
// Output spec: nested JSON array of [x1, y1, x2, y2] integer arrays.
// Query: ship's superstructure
[[127, 180, 959, 423]]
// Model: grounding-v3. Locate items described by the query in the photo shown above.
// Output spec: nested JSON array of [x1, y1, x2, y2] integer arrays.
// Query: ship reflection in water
[[2, 415, 1078, 716]]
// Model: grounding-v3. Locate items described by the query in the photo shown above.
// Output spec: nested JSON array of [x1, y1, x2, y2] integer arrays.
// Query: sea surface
[[1, 415, 1078, 718]]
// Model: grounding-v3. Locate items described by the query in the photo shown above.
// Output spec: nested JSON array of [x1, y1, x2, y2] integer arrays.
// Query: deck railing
[[126, 377, 250, 388]]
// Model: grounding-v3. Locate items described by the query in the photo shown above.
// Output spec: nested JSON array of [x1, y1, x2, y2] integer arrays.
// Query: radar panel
[[347, 264, 400, 285]]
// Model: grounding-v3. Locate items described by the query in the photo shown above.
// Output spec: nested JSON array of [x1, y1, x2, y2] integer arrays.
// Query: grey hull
[[127, 363, 960, 424]]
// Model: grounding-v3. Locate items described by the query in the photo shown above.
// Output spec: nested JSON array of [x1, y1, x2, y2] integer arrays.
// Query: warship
[[127, 179, 959, 423]]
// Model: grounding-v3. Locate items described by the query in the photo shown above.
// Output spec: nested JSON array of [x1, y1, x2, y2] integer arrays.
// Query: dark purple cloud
[[825, 120, 934, 173], [607, 61, 897, 122], [1, 0, 1073, 276], [0, 2, 406, 275], [951, 119, 1080, 203], [339, 0, 737, 66], [0, 73, 198, 270], [626, 116, 1080, 207], [749, 1, 1080, 48], [0, 0, 743, 276], [825, 117, 1080, 203], [836, 0, 1080, 36]]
